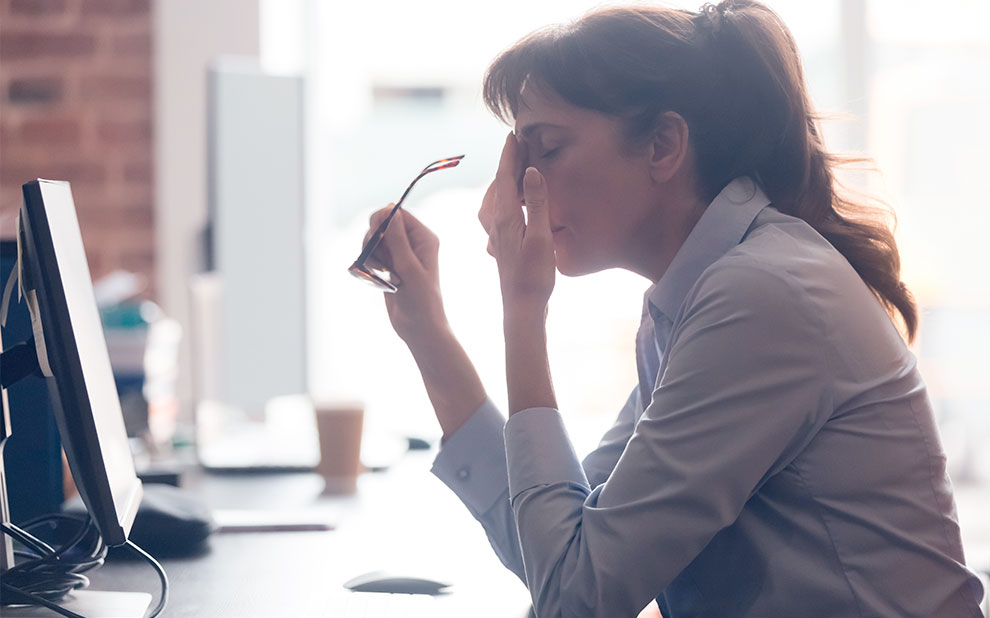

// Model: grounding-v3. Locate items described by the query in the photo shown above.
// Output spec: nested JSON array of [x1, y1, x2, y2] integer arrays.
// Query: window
[[271, 2, 990, 485]]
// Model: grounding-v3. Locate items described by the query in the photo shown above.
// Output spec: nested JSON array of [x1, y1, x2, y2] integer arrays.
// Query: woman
[[361, 1, 985, 616]]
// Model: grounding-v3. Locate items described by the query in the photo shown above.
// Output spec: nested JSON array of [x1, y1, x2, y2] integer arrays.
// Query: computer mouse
[[64, 483, 216, 555], [343, 571, 452, 595]]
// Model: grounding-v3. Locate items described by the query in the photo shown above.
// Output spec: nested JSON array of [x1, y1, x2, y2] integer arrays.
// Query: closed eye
[[539, 146, 561, 160]]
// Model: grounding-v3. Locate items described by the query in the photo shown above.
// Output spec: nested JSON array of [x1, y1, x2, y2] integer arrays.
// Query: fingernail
[[525, 167, 542, 186]]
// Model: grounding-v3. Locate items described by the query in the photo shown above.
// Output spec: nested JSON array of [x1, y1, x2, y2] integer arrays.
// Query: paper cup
[[313, 401, 364, 494]]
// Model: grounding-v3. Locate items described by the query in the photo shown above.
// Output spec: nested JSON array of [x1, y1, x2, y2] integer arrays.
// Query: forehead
[[514, 81, 602, 136]]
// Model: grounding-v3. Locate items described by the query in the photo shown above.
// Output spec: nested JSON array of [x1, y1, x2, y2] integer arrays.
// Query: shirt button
[[457, 467, 470, 480]]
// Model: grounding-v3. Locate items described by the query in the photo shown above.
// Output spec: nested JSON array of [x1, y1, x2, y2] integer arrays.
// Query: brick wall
[[0, 0, 155, 299]]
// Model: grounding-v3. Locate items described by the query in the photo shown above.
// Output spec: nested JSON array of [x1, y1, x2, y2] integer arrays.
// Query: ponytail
[[697, 1, 917, 341], [484, 0, 918, 341]]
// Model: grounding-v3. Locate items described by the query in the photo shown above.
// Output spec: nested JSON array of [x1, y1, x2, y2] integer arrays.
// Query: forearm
[[504, 310, 557, 415], [405, 325, 487, 440], [430, 399, 528, 583]]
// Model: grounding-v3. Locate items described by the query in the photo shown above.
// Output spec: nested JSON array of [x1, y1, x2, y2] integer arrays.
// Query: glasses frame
[[348, 155, 464, 292]]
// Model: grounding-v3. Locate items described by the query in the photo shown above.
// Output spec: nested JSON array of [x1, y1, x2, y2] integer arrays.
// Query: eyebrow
[[517, 122, 566, 141]]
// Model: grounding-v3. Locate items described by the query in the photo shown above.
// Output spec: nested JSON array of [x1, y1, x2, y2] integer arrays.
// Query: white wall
[[153, 0, 260, 414]]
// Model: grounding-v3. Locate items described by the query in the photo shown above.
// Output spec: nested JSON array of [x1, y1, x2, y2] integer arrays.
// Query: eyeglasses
[[348, 155, 464, 292]]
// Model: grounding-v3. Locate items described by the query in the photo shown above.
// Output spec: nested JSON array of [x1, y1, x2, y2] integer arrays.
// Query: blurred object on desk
[[97, 270, 182, 449]]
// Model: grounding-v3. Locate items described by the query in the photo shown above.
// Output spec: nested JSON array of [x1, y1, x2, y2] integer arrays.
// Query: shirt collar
[[647, 177, 771, 323]]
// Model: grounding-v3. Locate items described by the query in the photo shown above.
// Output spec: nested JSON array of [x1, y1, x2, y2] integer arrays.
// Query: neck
[[624, 189, 709, 284]]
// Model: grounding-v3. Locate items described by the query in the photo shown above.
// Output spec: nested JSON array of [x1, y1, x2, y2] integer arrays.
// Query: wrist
[[405, 327, 487, 440], [403, 320, 456, 361], [503, 305, 547, 330]]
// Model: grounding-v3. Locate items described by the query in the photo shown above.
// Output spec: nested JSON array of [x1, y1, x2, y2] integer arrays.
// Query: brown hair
[[483, 0, 918, 341]]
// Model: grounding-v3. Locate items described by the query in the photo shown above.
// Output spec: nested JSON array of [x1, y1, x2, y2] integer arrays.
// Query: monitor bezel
[[18, 179, 142, 547]]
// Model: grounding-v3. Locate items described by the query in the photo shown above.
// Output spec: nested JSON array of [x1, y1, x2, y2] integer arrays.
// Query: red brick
[[82, 248, 104, 276], [96, 119, 150, 145], [1, 161, 107, 187], [2, 0, 156, 299], [74, 197, 149, 224], [108, 204, 153, 227], [0, 32, 98, 60], [119, 250, 154, 274], [94, 225, 153, 250], [112, 185, 153, 208], [80, 0, 149, 15], [0, 189, 22, 219], [16, 117, 82, 144], [113, 33, 152, 56], [6, 77, 64, 104], [121, 161, 151, 183], [10, 0, 69, 15], [81, 75, 151, 101]]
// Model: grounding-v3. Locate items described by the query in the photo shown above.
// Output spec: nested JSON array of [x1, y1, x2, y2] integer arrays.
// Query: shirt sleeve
[[582, 386, 641, 488], [504, 261, 833, 618], [432, 387, 643, 585], [431, 398, 526, 581]]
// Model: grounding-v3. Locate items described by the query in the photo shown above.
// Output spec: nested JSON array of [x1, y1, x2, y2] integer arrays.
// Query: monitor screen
[[18, 179, 142, 547]]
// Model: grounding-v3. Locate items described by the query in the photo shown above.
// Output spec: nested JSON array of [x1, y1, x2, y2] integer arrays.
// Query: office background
[[1, 0, 988, 557]]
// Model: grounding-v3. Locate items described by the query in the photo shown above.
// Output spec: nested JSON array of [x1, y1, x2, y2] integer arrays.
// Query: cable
[[1, 582, 85, 618], [124, 539, 169, 618], [1, 522, 57, 556], [0, 513, 169, 618], [2, 514, 105, 605]]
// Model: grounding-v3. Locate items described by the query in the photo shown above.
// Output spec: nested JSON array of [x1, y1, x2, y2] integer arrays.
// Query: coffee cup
[[313, 401, 364, 494]]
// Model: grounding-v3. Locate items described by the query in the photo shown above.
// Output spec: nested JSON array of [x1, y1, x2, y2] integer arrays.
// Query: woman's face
[[513, 84, 659, 277]]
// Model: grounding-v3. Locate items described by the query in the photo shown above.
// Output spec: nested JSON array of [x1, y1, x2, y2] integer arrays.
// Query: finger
[[382, 209, 421, 272], [522, 167, 550, 239], [363, 205, 394, 247], [494, 132, 524, 226], [399, 209, 441, 273], [397, 208, 426, 232], [369, 206, 392, 227], [478, 180, 496, 234], [366, 254, 388, 271]]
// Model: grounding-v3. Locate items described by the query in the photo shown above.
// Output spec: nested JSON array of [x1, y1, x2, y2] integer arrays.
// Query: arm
[[363, 204, 524, 578], [361, 206, 486, 439], [404, 323, 487, 442], [432, 385, 642, 584]]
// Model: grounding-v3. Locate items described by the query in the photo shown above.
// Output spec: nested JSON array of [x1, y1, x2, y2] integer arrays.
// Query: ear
[[647, 111, 691, 184]]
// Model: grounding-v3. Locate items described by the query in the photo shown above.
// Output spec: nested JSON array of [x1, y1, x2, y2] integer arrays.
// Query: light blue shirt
[[432, 178, 985, 617]]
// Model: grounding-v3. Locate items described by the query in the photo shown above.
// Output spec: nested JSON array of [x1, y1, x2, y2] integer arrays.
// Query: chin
[[554, 249, 602, 278]]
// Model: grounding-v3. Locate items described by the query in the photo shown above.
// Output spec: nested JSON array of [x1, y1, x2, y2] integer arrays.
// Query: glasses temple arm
[[353, 156, 463, 267]]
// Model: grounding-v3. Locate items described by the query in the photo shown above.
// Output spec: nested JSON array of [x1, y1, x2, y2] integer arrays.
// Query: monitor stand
[[2, 591, 152, 618], [1, 337, 151, 618]]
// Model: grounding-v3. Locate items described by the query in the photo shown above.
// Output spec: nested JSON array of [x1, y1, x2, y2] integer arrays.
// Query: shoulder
[[670, 254, 829, 366], [688, 256, 816, 320], [684, 206, 843, 328]]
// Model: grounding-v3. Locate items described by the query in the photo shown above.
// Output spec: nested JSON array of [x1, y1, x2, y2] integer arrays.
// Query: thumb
[[522, 167, 550, 235]]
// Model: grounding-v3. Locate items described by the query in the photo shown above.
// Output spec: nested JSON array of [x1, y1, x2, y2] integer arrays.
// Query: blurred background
[[1, 0, 988, 568]]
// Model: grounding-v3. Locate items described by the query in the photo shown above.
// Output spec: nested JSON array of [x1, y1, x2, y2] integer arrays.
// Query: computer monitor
[[14, 179, 143, 545], [1, 179, 153, 616]]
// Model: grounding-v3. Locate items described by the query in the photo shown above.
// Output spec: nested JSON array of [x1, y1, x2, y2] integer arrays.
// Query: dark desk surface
[[78, 454, 990, 617], [92, 451, 533, 618]]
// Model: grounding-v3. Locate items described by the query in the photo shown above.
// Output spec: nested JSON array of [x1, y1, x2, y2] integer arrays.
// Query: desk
[[46, 450, 990, 617], [91, 450, 534, 618]]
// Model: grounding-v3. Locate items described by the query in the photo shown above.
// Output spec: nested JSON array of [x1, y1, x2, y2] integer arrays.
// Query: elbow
[[529, 542, 637, 618]]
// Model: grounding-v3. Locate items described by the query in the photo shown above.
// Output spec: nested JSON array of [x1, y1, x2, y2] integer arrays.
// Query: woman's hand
[[480, 133, 558, 414], [363, 207, 448, 347], [479, 132, 556, 318], [361, 206, 488, 439]]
